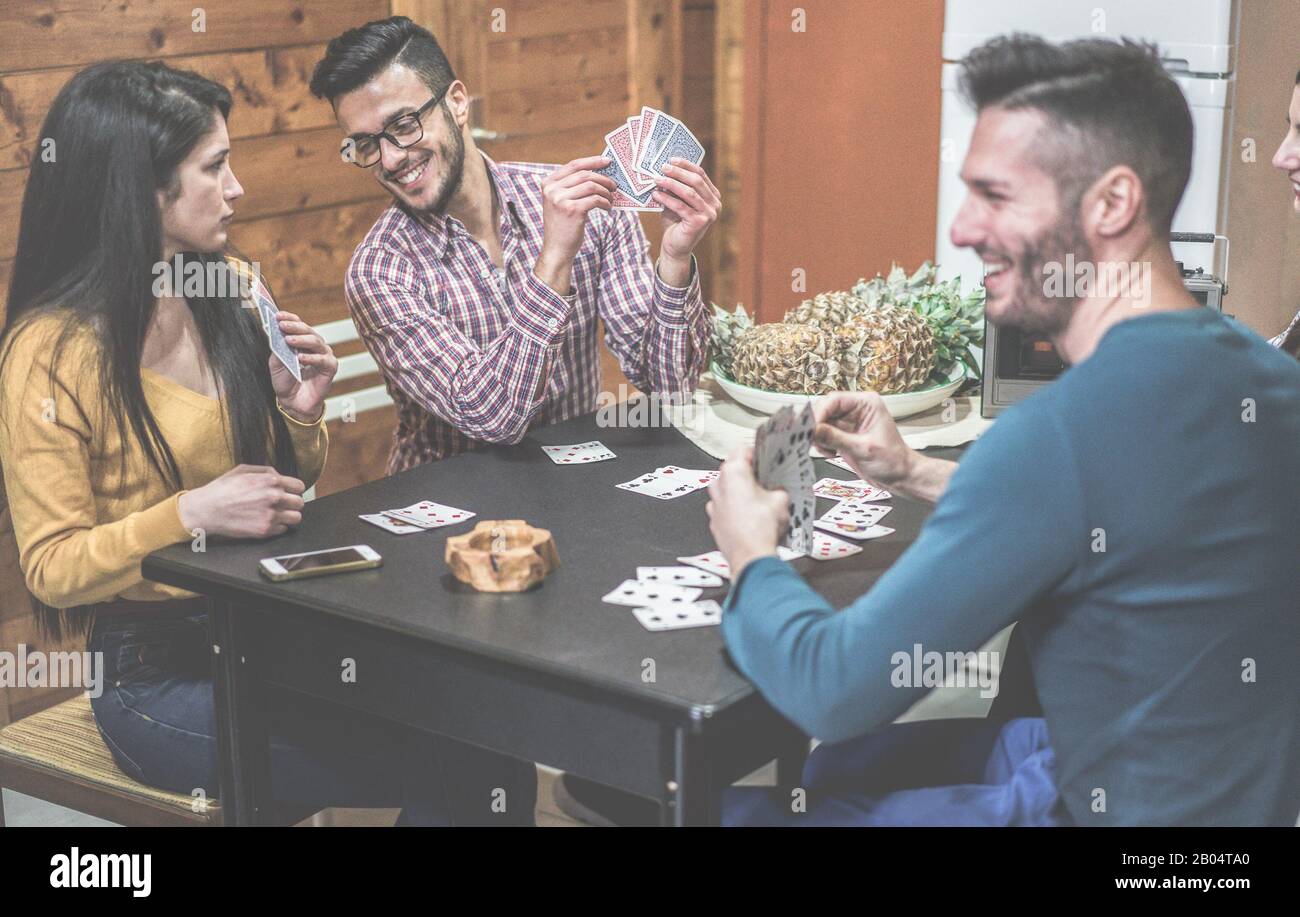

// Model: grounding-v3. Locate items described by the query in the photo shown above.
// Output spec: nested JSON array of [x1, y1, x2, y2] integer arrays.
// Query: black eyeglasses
[[341, 85, 450, 168]]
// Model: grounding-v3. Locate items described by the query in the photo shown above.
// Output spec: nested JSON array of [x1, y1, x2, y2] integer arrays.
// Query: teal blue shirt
[[723, 310, 1300, 826]]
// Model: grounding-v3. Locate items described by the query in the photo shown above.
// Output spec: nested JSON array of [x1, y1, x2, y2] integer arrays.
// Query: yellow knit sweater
[[0, 310, 328, 607]]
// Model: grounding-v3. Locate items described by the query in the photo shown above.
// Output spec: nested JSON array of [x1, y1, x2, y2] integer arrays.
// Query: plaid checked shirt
[[346, 152, 711, 474]]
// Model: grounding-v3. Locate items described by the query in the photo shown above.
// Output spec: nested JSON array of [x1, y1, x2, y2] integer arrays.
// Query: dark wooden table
[[142, 408, 954, 825]]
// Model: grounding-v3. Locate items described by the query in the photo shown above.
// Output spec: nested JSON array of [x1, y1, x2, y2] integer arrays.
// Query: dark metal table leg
[[664, 726, 722, 826], [208, 599, 273, 825], [774, 724, 810, 790]]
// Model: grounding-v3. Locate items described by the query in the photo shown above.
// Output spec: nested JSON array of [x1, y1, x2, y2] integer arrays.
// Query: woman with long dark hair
[[0, 60, 536, 825], [1269, 68, 1300, 356]]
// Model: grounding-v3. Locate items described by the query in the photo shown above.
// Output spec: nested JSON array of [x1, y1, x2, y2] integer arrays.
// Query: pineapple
[[784, 290, 866, 329], [852, 261, 939, 309], [833, 304, 936, 394], [908, 279, 986, 380], [729, 323, 841, 395], [845, 261, 985, 388], [709, 302, 753, 377], [710, 261, 984, 398]]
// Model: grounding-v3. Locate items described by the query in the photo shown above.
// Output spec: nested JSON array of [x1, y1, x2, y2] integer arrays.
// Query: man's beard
[[396, 105, 464, 218], [1002, 212, 1092, 336], [425, 112, 465, 217]]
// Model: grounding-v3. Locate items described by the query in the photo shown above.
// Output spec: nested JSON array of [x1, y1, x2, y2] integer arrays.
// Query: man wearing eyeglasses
[[310, 16, 719, 475]]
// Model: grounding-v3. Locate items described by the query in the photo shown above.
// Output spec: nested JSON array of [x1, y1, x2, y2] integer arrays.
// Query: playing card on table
[[359, 512, 426, 535], [602, 578, 702, 608], [542, 441, 616, 464], [816, 521, 894, 541], [632, 600, 723, 632], [657, 465, 718, 488], [595, 145, 661, 212], [615, 465, 714, 500], [675, 550, 733, 579], [615, 470, 680, 499], [815, 501, 894, 539], [813, 477, 891, 502], [605, 123, 655, 194], [384, 500, 476, 529], [643, 120, 705, 178], [808, 531, 864, 561], [824, 455, 856, 474], [676, 546, 804, 580], [636, 565, 724, 588], [819, 500, 893, 526]]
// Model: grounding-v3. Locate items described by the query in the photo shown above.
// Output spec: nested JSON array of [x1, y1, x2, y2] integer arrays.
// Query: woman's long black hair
[[0, 60, 301, 638]]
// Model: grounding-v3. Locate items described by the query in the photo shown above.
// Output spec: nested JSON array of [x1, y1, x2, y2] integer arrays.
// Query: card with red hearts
[[541, 441, 617, 464]]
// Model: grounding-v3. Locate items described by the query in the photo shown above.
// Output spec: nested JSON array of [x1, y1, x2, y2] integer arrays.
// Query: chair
[[0, 694, 221, 826]]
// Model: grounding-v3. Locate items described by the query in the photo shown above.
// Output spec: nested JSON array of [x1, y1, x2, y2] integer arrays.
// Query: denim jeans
[[88, 612, 536, 825], [722, 717, 1070, 826]]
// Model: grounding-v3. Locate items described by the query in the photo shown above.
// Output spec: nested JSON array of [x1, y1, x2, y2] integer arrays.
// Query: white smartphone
[[258, 544, 382, 581]]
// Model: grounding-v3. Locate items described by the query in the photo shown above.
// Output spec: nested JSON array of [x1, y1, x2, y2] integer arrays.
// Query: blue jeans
[[88, 613, 536, 826], [722, 717, 1070, 826]]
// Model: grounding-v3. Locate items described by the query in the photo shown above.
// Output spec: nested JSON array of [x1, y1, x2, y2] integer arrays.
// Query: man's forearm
[[655, 252, 693, 288], [533, 249, 574, 297], [896, 452, 958, 504]]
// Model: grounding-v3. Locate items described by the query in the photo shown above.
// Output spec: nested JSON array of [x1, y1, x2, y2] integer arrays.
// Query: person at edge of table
[[308, 15, 720, 824], [0, 60, 536, 826], [308, 15, 719, 477], [706, 35, 1300, 826], [1268, 67, 1300, 357]]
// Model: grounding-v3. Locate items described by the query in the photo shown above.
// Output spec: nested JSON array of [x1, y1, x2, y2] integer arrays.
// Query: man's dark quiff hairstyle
[[958, 33, 1193, 235], [309, 15, 455, 103]]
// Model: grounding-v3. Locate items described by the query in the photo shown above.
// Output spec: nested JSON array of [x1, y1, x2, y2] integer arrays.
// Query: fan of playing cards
[[595, 105, 706, 211]]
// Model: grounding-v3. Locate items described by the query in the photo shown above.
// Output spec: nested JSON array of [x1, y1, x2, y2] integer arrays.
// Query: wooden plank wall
[[712, 0, 743, 309]]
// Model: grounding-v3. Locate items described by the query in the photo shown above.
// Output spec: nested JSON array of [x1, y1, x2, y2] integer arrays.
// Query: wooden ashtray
[[444, 520, 559, 593]]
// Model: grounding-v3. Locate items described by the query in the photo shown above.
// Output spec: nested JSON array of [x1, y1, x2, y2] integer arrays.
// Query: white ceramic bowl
[[711, 362, 967, 419]]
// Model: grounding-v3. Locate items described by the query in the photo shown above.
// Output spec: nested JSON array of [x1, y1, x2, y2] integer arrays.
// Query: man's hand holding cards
[[537, 107, 715, 297]]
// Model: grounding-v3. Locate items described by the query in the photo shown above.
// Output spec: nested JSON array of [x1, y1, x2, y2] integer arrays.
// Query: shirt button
[[548, 318, 559, 330]]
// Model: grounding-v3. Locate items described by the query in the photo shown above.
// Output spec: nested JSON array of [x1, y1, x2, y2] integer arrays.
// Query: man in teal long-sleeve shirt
[[709, 35, 1300, 826]]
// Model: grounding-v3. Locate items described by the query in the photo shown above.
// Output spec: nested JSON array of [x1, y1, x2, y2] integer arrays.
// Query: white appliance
[[934, 0, 1238, 290]]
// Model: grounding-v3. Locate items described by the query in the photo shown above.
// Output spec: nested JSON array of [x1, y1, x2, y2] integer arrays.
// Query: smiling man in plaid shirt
[[310, 16, 718, 475]]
